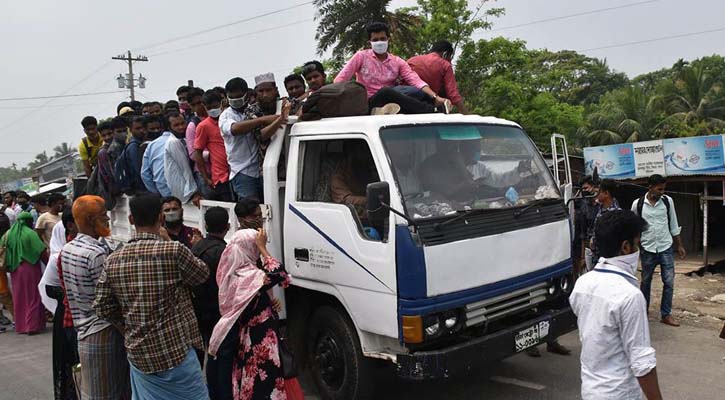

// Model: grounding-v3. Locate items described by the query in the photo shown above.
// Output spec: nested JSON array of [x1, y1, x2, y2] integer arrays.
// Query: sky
[[2, 0, 725, 169]]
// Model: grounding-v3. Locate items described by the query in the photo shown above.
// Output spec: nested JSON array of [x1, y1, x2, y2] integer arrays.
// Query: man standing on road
[[632, 174, 685, 327], [570, 210, 663, 400], [60, 195, 131, 399], [94, 193, 209, 399]]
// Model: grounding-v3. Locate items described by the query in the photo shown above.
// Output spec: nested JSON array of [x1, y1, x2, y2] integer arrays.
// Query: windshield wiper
[[434, 208, 491, 231], [513, 198, 559, 218]]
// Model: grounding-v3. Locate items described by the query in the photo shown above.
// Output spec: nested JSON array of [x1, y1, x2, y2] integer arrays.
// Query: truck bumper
[[396, 307, 577, 380]]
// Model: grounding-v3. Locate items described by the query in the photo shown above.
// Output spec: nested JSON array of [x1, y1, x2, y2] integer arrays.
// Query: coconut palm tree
[[663, 64, 725, 131], [313, 0, 417, 63], [28, 151, 50, 169], [53, 142, 76, 158]]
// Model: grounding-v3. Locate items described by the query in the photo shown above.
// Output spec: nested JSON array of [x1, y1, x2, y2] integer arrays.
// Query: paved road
[[1, 320, 723, 400]]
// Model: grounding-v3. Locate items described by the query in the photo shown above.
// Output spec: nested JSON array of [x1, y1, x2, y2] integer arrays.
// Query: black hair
[[61, 204, 75, 229], [97, 120, 112, 132], [176, 85, 191, 96], [3, 191, 16, 198], [130, 115, 145, 126], [431, 40, 454, 54], [212, 86, 226, 96], [81, 116, 98, 129], [579, 175, 594, 187], [129, 100, 143, 111], [142, 102, 154, 109], [116, 102, 132, 115], [34, 194, 48, 206], [161, 196, 182, 208], [284, 74, 305, 88], [234, 198, 260, 218], [648, 174, 666, 186], [47, 193, 65, 206], [165, 112, 183, 126], [164, 100, 180, 110], [130, 193, 163, 227], [16, 191, 30, 200], [599, 179, 617, 195], [205, 206, 229, 234], [366, 22, 390, 39], [202, 90, 223, 107], [187, 87, 204, 101], [301, 61, 325, 77], [151, 101, 163, 109], [595, 210, 648, 258], [111, 116, 128, 130], [142, 115, 163, 128], [225, 77, 249, 94]]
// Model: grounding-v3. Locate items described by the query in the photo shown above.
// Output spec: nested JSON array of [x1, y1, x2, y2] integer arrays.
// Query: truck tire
[[306, 306, 374, 400]]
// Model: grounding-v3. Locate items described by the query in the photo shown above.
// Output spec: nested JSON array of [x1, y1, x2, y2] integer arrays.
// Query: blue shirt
[[141, 132, 172, 196], [631, 195, 681, 253]]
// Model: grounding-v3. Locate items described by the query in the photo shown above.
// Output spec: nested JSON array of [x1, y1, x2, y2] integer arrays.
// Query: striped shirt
[[60, 233, 112, 340], [94, 232, 209, 374]]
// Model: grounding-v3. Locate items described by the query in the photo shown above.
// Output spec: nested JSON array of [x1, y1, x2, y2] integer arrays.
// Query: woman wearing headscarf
[[2, 211, 48, 334], [209, 228, 291, 400]]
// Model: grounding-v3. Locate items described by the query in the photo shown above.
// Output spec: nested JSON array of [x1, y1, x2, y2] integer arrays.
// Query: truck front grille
[[464, 282, 549, 327]]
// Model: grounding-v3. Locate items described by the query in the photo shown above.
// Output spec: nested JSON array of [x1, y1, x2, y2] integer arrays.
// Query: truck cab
[[110, 113, 577, 400]]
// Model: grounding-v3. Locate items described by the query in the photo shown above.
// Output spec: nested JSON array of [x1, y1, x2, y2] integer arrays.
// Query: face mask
[[371, 40, 388, 55], [607, 250, 640, 276], [164, 210, 182, 223], [19, 203, 29, 210], [207, 108, 222, 119], [228, 96, 247, 110]]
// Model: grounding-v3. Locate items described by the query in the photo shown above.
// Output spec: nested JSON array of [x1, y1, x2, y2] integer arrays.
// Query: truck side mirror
[[367, 181, 390, 226]]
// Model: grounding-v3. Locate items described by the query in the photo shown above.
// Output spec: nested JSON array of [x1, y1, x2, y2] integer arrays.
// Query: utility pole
[[112, 50, 148, 101]]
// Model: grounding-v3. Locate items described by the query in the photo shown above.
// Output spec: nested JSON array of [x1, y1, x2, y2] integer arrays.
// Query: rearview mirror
[[366, 181, 390, 226]]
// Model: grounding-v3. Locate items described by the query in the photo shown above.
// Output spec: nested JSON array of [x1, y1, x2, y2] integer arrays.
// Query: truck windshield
[[381, 124, 560, 219]]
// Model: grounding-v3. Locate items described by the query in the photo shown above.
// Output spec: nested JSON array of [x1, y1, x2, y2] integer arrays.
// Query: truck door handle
[[294, 248, 309, 262]]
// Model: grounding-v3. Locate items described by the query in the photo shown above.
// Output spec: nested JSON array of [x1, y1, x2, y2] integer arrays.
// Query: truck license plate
[[514, 320, 550, 352]]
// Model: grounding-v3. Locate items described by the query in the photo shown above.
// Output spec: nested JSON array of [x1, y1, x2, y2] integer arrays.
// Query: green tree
[[53, 142, 76, 158], [28, 151, 50, 170], [662, 63, 725, 133], [313, 0, 418, 63]]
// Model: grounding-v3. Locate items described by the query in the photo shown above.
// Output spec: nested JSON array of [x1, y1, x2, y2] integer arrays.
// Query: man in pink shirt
[[334, 22, 452, 114], [408, 40, 470, 114]]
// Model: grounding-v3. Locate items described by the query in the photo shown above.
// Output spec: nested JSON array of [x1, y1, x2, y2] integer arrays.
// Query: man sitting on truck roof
[[334, 21, 452, 115], [218, 77, 280, 201], [301, 60, 327, 92], [408, 40, 470, 114]]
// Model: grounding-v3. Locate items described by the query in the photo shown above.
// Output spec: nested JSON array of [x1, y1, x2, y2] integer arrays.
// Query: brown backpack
[[301, 81, 369, 121]]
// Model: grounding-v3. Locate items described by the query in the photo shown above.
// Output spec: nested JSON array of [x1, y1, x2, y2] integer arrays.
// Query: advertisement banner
[[633, 140, 666, 177], [663, 135, 725, 175], [584, 143, 635, 178]]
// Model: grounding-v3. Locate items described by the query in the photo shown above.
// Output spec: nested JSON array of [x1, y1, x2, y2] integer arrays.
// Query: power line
[[148, 19, 314, 57], [0, 102, 116, 110], [0, 90, 127, 102], [481, 0, 662, 34], [579, 26, 725, 52], [134, 1, 314, 52]]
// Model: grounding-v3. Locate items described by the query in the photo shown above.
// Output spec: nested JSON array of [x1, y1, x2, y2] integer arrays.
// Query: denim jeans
[[193, 171, 215, 199], [640, 247, 675, 318], [369, 86, 436, 114], [391, 85, 433, 103], [230, 173, 263, 201]]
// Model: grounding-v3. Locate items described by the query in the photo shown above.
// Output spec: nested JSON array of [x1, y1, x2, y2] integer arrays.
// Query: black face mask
[[19, 203, 30, 210]]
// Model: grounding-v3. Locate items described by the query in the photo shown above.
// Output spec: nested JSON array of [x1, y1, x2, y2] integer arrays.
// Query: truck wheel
[[306, 306, 374, 400]]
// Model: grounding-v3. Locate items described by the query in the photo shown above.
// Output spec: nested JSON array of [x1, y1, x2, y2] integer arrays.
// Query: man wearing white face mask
[[334, 22, 452, 115], [194, 90, 233, 201], [161, 196, 201, 249], [570, 210, 663, 400]]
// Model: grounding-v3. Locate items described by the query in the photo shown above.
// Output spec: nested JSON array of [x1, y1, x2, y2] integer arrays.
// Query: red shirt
[[194, 117, 229, 185], [407, 53, 463, 105]]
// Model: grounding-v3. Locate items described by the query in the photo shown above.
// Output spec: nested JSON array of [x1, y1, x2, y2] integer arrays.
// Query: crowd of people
[[73, 22, 467, 212]]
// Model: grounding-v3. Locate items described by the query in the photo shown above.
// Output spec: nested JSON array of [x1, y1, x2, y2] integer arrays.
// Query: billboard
[[633, 140, 666, 177], [663, 135, 725, 175], [584, 143, 635, 178]]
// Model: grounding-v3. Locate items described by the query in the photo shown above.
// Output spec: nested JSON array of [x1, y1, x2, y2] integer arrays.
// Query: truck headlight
[[560, 274, 572, 294], [424, 316, 441, 337], [444, 315, 458, 329]]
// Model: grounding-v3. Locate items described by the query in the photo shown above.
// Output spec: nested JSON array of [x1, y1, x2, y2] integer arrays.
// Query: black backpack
[[301, 81, 369, 121], [0, 206, 10, 237], [636, 195, 672, 232]]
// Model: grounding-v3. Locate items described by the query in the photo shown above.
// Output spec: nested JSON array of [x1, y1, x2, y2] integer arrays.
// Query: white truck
[[110, 113, 576, 399]]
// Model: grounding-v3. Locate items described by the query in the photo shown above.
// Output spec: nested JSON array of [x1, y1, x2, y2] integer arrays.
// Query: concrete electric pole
[[112, 51, 148, 101]]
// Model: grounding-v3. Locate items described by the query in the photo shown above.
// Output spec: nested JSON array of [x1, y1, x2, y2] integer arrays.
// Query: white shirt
[[570, 254, 657, 400], [3, 206, 16, 225], [164, 134, 198, 203], [631, 195, 681, 253], [38, 222, 66, 314], [218, 107, 260, 180]]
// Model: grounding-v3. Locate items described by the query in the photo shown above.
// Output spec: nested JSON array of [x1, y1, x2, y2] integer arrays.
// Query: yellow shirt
[[78, 135, 103, 166]]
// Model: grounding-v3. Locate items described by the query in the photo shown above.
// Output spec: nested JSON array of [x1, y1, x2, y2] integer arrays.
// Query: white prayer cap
[[254, 73, 276, 87]]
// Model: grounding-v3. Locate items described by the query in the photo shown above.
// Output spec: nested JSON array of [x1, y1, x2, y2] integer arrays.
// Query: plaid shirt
[[94, 232, 209, 374]]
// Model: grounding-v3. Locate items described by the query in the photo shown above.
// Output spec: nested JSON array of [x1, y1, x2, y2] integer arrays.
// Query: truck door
[[284, 135, 398, 339], [550, 134, 573, 216]]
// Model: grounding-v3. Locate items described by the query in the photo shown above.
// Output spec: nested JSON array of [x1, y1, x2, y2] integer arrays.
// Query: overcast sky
[[2, 0, 724, 168]]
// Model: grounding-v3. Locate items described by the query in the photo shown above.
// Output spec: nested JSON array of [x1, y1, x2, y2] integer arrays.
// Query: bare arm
[[259, 100, 291, 141], [82, 160, 92, 177], [193, 149, 212, 186], [637, 368, 663, 400], [230, 115, 278, 136]]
